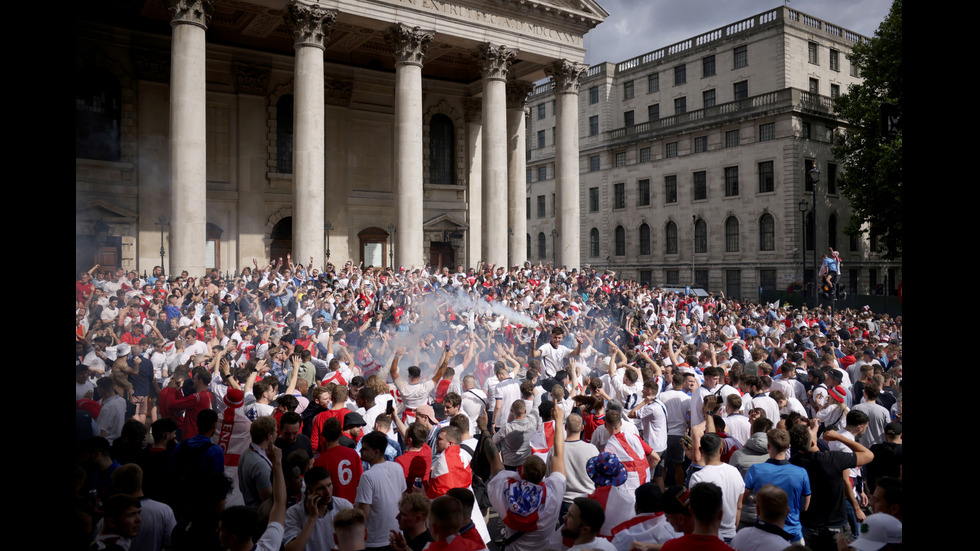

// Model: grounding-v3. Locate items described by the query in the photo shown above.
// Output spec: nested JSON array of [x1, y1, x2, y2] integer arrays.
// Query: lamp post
[[550, 229, 558, 268], [155, 215, 169, 278], [798, 197, 808, 305], [808, 165, 820, 306], [387, 223, 396, 269], [325, 221, 334, 261]]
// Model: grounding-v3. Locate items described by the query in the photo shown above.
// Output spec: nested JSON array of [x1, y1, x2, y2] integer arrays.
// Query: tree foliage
[[832, 0, 902, 259]]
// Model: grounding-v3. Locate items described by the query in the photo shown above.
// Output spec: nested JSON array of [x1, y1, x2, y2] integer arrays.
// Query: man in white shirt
[[629, 380, 668, 490], [688, 433, 745, 543], [532, 327, 582, 378], [354, 431, 407, 551], [460, 375, 489, 435], [659, 373, 692, 487], [96, 377, 126, 443], [389, 347, 448, 423], [284, 467, 354, 551]]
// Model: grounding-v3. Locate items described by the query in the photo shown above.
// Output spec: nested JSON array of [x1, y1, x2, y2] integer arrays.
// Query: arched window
[[694, 219, 707, 253], [828, 214, 838, 250], [590, 228, 600, 257], [759, 213, 775, 251], [639, 224, 651, 255], [615, 226, 626, 256], [805, 212, 815, 250], [429, 114, 455, 185], [76, 68, 121, 161], [276, 95, 294, 173], [725, 217, 739, 252], [538, 232, 547, 259], [666, 222, 678, 254]]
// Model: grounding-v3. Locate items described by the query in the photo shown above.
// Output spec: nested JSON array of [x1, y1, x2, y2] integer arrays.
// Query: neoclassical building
[[76, 0, 608, 276], [524, 6, 902, 299]]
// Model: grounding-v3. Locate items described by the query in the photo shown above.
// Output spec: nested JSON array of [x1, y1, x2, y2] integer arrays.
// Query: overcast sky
[[581, 0, 893, 66]]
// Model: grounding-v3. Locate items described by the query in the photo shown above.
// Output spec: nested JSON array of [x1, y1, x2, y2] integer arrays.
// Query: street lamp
[[798, 197, 808, 303], [550, 229, 558, 267], [808, 165, 820, 306], [387, 223, 396, 269], [446, 230, 463, 267], [325, 221, 334, 261], [155, 215, 169, 278]]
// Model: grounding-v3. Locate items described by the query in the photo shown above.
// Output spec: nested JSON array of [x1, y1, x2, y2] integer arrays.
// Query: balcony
[[606, 88, 836, 140]]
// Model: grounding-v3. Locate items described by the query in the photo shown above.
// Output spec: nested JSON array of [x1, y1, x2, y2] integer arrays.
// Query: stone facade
[[524, 6, 902, 299], [75, 0, 607, 276]]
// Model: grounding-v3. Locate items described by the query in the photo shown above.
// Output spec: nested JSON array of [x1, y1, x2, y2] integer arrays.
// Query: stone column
[[478, 43, 517, 268], [284, 3, 335, 271], [168, 0, 213, 277], [506, 80, 532, 267], [546, 60, 588, 270], [386, 24, 433, 269], [463, 97, 482, 267]]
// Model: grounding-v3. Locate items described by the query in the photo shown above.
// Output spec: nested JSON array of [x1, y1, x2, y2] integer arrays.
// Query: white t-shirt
[[461, 388, 488, 433], [394, 379, 434, 410], [637, 399, 669, 452], [659, 389, 692, 436], [688, 463, 745, 539], [536, 342, 573, 378], [283, 497, 353, 551], [354, 462, 406, 548]]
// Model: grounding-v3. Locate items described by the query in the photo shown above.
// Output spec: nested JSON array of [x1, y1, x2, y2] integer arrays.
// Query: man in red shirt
[[395, 422, 432, 493], [312, 417, 362, 503], [76, 268, 97, 302], [310, 385, 353, 454], [170, 367, 214, 439]]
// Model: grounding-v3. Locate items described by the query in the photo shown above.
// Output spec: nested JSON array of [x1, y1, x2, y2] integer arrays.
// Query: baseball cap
[[850, 513, 902, 550]]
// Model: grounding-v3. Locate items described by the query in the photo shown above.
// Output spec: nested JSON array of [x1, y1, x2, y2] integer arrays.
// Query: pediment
[[77, 200, 138, 223], [423, 212, 467, 230]]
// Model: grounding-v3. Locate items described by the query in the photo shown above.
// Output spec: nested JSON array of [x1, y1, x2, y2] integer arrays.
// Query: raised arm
[[823, 430, 874, 466], [266, 440, 287, 526], [550, 405, 566, 476]]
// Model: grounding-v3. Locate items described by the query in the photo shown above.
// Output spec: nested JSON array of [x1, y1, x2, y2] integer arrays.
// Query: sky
[[581, 0, 893, 66]]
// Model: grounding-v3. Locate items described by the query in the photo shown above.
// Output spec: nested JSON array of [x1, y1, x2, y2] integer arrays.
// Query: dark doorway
[[271, 217, 292, 263], [429, 241, 454, 270]]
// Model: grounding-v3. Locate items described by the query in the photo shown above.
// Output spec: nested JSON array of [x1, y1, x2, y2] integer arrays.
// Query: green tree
[[832, 0, 902, 259]]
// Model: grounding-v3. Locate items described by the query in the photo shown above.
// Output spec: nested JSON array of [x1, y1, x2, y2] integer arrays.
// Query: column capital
[[545, 59, 589, 94], [463, 97, 482, 123], [477, 43, 518, 82], [283, 2, 337, 50], [168, 0, 214, 30], [505, 80, 534, 110], [385, 24, 434, 68]]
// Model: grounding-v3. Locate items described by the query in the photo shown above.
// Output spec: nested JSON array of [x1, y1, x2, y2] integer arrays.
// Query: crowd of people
[[75, 256, 903, 551]]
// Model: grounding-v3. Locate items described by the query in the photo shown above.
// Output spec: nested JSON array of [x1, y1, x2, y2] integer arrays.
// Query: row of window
[[602, 45, 749, 106], [588, 213, 776, 257], [590, 163, 774, 207], [526, 164, 552, 184], [588, 122, 776, 170], [808, 42, 849, 75], [536, 100, 557, 120], [528, 194, 557, 218], [808, 78, 841, 98]]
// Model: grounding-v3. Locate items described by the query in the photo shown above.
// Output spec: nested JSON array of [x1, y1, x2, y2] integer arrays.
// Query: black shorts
[[664, 434, 686, 463]]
